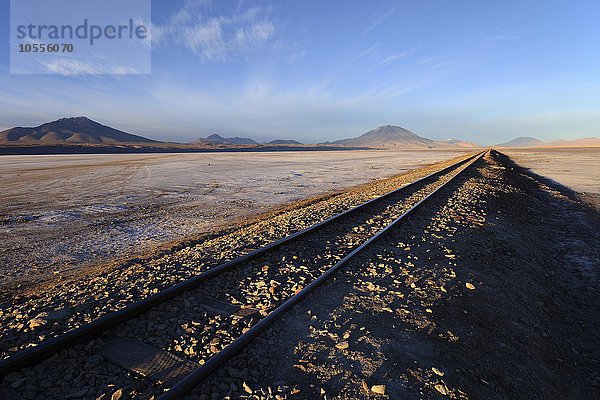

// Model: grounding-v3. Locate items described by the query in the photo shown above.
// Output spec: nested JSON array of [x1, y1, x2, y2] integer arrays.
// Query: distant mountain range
[[331, 125, 479, 149], [1, 117, 597, 151], [497, 136, 600, 147], [0, 119, 477, 149], [0, 117, 157, 145]]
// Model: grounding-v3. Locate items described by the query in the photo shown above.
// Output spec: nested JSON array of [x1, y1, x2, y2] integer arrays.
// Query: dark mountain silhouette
[[267, 139, 303, 145], [196, 134, 258, 145], [202, 134, 227, 144], [0, 117, 158, 145]]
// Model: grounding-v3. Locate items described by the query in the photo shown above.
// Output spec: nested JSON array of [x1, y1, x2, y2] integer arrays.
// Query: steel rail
[[159, 150, 487, 399], [0, 151, 481, 378]]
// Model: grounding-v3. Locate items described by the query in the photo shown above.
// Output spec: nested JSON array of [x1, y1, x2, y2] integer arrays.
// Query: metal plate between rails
[[99, 337, 197, 386]]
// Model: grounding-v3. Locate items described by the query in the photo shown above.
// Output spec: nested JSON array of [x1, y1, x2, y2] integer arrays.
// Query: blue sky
[[1, 0, 599, 145]]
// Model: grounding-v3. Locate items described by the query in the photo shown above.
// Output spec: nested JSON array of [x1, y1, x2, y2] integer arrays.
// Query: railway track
[[0, 150, 487, 399]]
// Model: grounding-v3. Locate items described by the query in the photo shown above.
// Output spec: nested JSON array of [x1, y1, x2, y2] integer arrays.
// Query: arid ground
[[0, 149, 598, 400], [501, 147, 599, 206], [197, 150, 599, 400], [0, 150, 469, 287]]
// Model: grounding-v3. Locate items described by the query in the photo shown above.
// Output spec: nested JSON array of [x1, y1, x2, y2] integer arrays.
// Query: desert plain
[[0, 149, 471, 287], [0, 147, 598, 400]]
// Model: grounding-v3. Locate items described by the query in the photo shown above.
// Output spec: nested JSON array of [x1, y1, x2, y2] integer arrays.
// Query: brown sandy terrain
[[0, 150, 469, 287]]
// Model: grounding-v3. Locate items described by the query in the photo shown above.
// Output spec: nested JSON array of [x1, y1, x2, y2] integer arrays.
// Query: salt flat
[[0, 149, 469, 283], [501, 147, 600, 194]]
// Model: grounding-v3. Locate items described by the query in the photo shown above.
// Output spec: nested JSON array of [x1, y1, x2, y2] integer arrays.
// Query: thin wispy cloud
[[37, 59, 140, 75], [235, 21, 274, 47], [345, 44, 379, 69], [415, 56, 436, 65], [152, 0, 276, 62], [377, 50, 415, 66], [287, 49, 308, 63], [358, 44, 379, 59], [481, 31, 524, 43], [362, 7, 396, 36]]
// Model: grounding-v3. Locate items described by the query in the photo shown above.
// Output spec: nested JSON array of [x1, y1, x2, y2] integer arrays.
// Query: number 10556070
[[19, 43, 74, 52]]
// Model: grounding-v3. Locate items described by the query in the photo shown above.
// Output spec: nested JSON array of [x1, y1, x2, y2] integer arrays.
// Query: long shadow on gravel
[[211, 151, 599, 400]]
